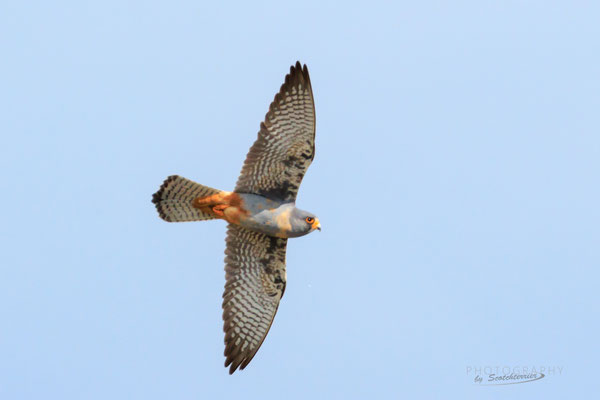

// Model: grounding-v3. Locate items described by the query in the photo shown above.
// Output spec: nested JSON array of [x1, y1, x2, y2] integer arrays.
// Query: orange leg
[[192, 191, 248, 224], [211, 204, 228, 218]]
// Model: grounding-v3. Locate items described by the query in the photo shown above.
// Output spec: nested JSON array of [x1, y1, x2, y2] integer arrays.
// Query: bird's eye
[[305, 217, 314, 224]]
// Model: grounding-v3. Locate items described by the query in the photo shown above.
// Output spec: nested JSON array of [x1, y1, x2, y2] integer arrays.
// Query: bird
[[152, 62, 319, 374]]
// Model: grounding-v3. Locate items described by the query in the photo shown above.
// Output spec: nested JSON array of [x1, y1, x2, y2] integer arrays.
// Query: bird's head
[[289, 208, 321, 237]]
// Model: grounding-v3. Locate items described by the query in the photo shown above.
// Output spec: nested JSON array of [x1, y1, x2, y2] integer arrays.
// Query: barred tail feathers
[[152, 175, 221, 222]]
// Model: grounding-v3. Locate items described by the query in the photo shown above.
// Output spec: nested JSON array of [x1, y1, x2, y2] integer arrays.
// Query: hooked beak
[[312, 218, 321, 231]]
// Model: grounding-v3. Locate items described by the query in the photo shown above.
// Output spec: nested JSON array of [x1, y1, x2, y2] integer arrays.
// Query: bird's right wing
[[234, 62, 316, 202], [222, 224, 287, 374]]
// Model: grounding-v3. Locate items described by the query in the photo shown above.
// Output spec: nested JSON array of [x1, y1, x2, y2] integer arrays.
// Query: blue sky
[[1, 1, 598, 399]]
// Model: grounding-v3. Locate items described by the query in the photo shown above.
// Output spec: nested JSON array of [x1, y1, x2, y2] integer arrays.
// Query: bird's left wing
[[222, 224, 287, 374], [234, 62, 316, 202]]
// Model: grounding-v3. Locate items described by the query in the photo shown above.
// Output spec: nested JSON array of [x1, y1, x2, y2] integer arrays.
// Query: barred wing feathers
[[235, 62, 316, 202], [222, 224, 288, 374]]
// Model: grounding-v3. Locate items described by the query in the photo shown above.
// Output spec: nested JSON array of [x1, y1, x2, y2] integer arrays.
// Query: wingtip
[[292, 61, 307, 74], [286, 61, 311, 88], [225, 356, 243, 375]]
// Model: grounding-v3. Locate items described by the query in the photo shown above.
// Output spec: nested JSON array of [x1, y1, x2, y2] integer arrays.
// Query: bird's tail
[[152, 175, 221, 222]]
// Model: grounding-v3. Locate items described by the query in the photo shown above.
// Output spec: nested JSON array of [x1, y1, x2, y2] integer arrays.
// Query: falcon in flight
[[152, 62, 319, 374]]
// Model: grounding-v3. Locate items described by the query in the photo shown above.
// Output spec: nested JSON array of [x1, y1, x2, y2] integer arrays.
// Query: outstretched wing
[[235, 62, 316, 202], [222, 224, 287, 374]]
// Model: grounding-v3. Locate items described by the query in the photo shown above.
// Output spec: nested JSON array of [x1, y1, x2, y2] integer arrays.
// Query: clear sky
[[1, 1, 598, 399]]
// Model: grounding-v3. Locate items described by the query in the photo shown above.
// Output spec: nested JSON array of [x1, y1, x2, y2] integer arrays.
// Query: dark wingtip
[[290, 61, 311, 88], [225, 359, 239, 375], [291, 60, 301, 72]]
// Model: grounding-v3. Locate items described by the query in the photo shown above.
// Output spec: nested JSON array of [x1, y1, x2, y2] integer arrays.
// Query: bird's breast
[[233, 195, 296, 238]]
